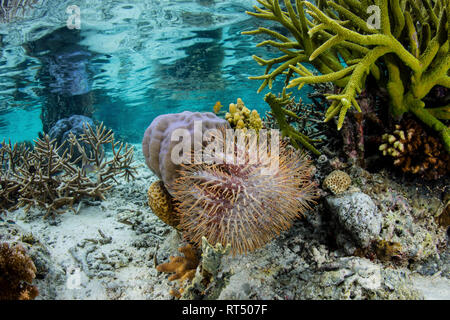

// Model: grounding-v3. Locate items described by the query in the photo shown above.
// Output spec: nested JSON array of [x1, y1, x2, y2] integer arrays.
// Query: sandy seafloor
[[1, 144, 450, 300]]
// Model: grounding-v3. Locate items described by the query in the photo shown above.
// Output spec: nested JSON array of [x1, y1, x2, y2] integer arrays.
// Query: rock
[[326, 192, 381, 248], [299, 257, 423, 300], [48, 115, 95, 164]]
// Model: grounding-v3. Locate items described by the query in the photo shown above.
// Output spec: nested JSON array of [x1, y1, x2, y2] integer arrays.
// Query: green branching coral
[[243, 0, 450, 152]]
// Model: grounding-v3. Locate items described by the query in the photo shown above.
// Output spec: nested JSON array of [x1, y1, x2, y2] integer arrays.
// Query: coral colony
[[243, 0, 449, 153], [0, 123, 137, 217], [0, 0, 38, 23]]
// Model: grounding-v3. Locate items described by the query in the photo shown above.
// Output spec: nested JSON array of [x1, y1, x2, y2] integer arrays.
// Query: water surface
[[0, 0, 308, 144]]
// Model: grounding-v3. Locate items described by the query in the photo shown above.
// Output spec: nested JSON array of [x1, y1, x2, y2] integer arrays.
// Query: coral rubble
[[348, 166, 447, 265], [299, 257, 422, 300]]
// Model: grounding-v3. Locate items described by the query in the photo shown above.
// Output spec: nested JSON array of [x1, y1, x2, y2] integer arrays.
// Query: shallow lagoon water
[[0, 0, 303, 144]]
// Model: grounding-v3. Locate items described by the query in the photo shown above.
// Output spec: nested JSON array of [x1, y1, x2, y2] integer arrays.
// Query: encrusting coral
[[147, 180, 179, 229], [224, 98, 263, 133], [156, 244, 200, 298], [0, 242, 39, 300], [0, 123, 137, 217], [354, 239, 404, 264], [323, 170, 352, 194], [379, 118, 450, 179], [244, 0, 450, 153], [437, 201, 449, 228]]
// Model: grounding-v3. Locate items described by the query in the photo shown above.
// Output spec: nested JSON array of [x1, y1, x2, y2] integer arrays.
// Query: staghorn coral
[[224, 98, 263, 133], [171, 130, 318, 255], [142, 111, 230, 195], [147, 180, 180, 229], [0, 123, 137, 217], [379, 118, 450, 179], [323, 170, 352, 194], [265, 88, 327, 136], [0, 0, 38, 23], [0, 242, 38, 300], [156, 244, 200, 298], [264, 89, 321, 155], [0, 140, 31, 213], [244, 0, 450, 152]]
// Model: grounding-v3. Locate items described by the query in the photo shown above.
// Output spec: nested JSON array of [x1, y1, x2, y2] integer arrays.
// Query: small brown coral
[[0, 243, 38, 300], [355, 240, 405, 265], [147, 180, 179, 228], [379, 119, 449, 180], [373, 240, 404, 263], [323, 170, 351, 195], [156, 244, 200, 298]]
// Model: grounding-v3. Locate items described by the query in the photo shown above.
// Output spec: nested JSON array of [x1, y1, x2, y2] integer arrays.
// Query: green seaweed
[[244, 0, 450, 152]]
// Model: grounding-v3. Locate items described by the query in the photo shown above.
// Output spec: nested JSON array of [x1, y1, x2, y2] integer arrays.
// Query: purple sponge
[[142, 111, 229, 194]]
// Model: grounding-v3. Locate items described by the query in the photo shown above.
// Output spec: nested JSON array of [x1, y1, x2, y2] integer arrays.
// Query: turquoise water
[[0, 0, 311, 144]]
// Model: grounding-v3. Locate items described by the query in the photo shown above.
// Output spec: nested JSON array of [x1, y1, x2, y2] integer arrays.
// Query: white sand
[[8, 145, 179, 299]]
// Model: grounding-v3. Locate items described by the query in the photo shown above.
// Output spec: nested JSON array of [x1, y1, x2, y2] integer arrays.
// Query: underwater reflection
[[23, 27, 94, 134]]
